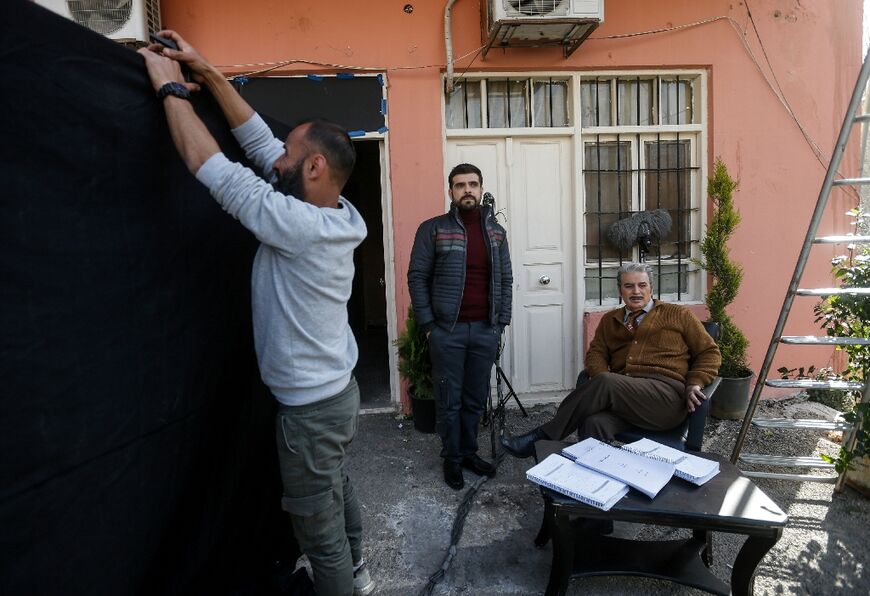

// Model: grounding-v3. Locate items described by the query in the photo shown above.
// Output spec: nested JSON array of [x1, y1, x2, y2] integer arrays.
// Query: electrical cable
[[416, 452, 507, 596], [743, 0, 859, 200], [590, 13, 858, 195], [216, 12, 860, 194], [218, 45, 487, 78]]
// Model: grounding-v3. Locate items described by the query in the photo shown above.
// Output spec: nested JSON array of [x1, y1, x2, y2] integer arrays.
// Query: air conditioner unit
[[482, 0, 604, 58], [35, 0, 161, 44]]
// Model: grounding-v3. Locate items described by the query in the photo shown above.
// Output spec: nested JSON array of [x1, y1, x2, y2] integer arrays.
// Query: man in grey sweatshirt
[[139, 31, 374, 596]]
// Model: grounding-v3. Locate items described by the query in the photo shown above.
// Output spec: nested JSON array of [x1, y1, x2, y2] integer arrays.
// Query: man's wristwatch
[[156, 82, 191, 101]]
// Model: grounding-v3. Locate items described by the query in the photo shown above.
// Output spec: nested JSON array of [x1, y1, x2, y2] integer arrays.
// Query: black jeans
[[428, 321, 501, 464]]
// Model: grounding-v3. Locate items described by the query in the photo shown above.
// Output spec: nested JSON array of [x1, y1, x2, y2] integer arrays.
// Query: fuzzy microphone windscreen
[[606, 209, 673, 252]]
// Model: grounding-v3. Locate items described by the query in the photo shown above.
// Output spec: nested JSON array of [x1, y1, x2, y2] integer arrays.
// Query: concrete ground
[[346, 397, 870, 595]]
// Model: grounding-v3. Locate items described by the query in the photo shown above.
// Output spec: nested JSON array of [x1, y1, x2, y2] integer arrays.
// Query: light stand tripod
[[483, 340, 527, 457]]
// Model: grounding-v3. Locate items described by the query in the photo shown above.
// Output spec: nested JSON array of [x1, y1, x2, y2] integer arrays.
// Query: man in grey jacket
[[408, 163, 513, 490], [139, 31, 374, 596]]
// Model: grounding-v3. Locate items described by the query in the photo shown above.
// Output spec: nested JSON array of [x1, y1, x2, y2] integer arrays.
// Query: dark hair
[[297, 119, 356, 186], [448, 163, 483, 188]]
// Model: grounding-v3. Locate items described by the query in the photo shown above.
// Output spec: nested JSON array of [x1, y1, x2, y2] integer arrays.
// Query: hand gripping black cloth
[[0, 2, 297, 593]]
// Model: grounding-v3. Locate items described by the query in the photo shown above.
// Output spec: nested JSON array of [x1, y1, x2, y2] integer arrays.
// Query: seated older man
[[502, 262, 721, 458]]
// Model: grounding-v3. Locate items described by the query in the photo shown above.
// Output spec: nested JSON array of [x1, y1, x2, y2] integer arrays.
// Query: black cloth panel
[[1, 2, 298, 594], [239, 76, 385, 133]]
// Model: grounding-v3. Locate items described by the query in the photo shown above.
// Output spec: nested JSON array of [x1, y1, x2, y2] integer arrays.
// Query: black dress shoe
[[461, 453, 497, 477], [444, 461, 465, 490], [501, 427, 548, 458]]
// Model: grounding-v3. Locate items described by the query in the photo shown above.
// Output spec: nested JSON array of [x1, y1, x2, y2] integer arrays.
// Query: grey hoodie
[[196, 114, 367, 405]]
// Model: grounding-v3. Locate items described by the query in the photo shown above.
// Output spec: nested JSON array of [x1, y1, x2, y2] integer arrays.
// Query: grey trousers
[[275, 377, 363, 596], [428, 321, 501, 464], [540, 372, 686, 442]]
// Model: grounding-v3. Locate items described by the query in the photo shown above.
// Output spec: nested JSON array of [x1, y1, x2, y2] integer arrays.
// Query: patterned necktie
[[626, 311, 641, 333]]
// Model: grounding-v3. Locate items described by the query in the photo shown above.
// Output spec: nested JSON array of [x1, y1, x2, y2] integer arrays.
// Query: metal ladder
[[730, 47, 870, 491]]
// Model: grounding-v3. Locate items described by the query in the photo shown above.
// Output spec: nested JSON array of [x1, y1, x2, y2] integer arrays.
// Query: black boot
[[501, 427, 548, 458], [443, 460, 465, 490]]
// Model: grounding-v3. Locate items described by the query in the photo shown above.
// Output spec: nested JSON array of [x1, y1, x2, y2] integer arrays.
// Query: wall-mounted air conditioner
[[482, 0, 604, 58], [35, 0, 161, 44]]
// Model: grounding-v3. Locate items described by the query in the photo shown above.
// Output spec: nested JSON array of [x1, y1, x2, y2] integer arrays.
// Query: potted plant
[[394, 306, 436, 433], [812, 227, 870, 493], [693, 158, 753, 419]]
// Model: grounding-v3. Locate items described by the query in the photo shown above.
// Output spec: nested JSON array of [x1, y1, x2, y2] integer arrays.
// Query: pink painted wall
[[161, 1, 863, 397]]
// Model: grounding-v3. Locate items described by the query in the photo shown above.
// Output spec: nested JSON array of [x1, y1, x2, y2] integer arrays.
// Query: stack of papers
[[526, 453, 629, 511], [620, 438, 720, 485], [526, 437, 722, 510], [561, 438, 675, 498]]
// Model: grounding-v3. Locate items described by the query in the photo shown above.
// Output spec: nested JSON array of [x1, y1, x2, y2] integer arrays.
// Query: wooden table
[[534, 441, 788, 596]]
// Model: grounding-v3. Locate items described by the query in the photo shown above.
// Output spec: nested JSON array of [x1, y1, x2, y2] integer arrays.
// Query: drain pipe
[[444, 0, 459, 93]]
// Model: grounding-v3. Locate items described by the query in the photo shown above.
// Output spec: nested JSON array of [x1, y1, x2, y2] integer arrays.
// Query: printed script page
[[564, 438, 675, 498]]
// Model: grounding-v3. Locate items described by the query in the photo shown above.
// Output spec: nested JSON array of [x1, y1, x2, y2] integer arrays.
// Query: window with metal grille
[[581, 75, 701, 306], [446, 78, 570, 129]]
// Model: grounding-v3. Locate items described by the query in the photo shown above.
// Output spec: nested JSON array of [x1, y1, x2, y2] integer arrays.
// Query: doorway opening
[[344, 141, 391, 410]]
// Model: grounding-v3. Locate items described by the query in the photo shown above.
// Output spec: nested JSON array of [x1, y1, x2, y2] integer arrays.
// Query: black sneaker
[[444, 461, 465, 490], [461, 453, 496, 477]]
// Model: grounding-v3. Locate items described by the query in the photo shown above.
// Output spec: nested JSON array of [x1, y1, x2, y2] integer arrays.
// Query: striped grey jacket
[[408, 203, 512, 332]]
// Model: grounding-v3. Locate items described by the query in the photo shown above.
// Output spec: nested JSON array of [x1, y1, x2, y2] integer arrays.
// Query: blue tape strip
[[376, 74, 384, 86], [336, 73, 354, 79], [377, 126, 388, 134], [347, 130, 366, 137], [307, 74, 324, 81], [380, 99, 387, 115]]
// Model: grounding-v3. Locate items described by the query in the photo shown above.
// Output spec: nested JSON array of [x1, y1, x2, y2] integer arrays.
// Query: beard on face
[[274, 158, 306, 201], [456, 194, 479, 212]]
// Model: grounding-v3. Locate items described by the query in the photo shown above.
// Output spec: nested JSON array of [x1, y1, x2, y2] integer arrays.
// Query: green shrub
[[813, 211, 870, 471], [394, 306, 433, 399], [693, 158, 752, 378]]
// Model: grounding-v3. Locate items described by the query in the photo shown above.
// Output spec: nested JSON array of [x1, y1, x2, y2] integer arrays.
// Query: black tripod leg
[[497, 367, 528, 417], [489, 385, 498, 458]]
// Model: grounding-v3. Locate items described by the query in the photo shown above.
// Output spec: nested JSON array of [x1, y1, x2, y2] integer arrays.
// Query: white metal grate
[[66, 0, 132, 36], [504, 0, 569, 17]]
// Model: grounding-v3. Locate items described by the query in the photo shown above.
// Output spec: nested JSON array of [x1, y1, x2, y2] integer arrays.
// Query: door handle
[[539, 275, 551, 286]]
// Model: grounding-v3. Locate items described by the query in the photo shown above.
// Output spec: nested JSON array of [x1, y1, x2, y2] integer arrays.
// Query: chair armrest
[[685, 376, 720, 451], [703, 377, 722, 398]]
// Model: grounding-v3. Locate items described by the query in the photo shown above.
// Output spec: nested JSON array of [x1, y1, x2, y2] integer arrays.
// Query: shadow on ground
[[347, 398, 870, 595]]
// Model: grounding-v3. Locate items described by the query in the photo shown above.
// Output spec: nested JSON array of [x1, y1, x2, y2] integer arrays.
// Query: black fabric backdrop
[[0, 2, 300, 593]]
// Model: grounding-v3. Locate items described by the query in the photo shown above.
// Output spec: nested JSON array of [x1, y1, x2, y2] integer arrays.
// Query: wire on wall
[[214, 11, 856, 184]]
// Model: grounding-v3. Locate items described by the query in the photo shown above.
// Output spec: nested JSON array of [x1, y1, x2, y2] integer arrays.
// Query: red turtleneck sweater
[[458, 208, 490, 322]]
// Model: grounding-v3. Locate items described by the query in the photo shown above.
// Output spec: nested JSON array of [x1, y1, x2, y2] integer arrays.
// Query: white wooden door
[[446, 137, 575, 395]]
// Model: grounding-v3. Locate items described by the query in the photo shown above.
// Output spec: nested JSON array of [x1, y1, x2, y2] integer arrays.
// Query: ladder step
[[764, 379, 864, 390], [855, 114, 870, 122], [742, 471, 838, 483], [813, 235, 870, 244], [780, 335, 870, 345], [751, 417, 852, 431], [739, 453, 836, 468], [796, 287, 870, 296], [833, 177, 870, 186]]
